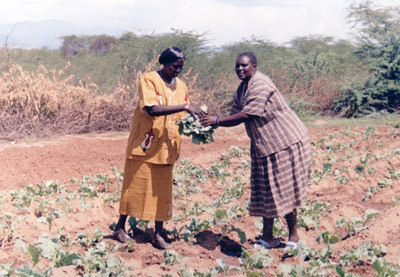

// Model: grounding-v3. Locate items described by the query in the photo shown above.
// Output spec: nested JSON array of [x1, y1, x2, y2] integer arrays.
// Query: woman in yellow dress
[[113, 47, 205, 249]]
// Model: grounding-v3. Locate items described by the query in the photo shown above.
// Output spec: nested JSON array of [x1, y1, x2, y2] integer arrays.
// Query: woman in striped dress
[[200, 52, 311, 249]]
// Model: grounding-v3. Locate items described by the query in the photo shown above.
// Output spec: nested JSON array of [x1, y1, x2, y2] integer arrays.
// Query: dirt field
[[0, 123, 399, 276]]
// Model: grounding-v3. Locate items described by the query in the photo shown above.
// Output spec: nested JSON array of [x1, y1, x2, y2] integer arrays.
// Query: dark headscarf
[[159, 47, 185, 65]]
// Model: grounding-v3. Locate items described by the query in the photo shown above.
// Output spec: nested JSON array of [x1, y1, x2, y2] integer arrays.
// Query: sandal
[[285, 241, 298, 250], [152, 233, 170, 250], [254, 238, 281, 249], [113, 229, 133, 243]]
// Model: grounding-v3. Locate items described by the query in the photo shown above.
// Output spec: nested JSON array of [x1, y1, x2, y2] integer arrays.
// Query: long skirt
[[119, 159, 173, 221], [249, 139, 312, 219]]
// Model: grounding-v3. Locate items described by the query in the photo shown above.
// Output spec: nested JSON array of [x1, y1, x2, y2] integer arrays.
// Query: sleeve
[[138, 74, 160, 110], [241, 78, 273, 117]]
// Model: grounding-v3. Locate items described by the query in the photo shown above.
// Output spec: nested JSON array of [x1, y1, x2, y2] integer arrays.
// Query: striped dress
[[231, 71, 312, 218]]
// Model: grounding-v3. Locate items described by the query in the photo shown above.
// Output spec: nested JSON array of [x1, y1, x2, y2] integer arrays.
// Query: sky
[[1, 0, 400, 47]]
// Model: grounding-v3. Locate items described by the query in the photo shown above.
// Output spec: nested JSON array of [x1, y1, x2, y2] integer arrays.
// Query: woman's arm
[[200, 111, 250, 127], [146, 104, 205, 117]]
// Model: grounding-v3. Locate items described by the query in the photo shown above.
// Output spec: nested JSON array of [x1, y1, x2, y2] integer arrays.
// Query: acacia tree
[[89, 35, 117, 56], [337, 1, 400, 117]]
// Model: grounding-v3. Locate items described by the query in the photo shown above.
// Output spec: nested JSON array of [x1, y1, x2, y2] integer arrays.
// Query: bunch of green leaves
[[178, 113, 217, 144]]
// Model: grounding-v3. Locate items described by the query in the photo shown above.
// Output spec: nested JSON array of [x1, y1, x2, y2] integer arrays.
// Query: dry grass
[[0, 63, 135, 139]]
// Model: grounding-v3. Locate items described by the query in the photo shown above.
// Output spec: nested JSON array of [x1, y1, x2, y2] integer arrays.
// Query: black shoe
[[113, 229, 133, 243]]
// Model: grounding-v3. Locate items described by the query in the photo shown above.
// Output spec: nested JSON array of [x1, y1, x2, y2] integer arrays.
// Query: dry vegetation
[[0, 63, 135, 140]]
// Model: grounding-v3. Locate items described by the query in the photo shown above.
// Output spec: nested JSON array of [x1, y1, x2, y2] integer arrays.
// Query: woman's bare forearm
[[218, 112, 250, 126], [145, 105, 186, 116]]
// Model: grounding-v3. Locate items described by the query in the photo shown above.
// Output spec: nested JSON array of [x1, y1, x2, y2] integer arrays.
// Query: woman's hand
[[200, 115, 217, 126], [186, 105, 207, 117]]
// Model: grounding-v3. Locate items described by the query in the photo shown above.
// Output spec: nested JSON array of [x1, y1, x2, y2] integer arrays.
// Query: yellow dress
[[119, 71, 188, 221]]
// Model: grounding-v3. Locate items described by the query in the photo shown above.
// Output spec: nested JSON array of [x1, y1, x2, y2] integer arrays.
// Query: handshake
[[184, 104, 219, 128], [178, 105, 219, 144]]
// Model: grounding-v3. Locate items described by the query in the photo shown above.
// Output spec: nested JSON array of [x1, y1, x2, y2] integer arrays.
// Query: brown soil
[[0, 123, 399, 276]]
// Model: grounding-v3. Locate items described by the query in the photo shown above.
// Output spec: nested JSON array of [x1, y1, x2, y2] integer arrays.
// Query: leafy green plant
[[0, 263, 15, 276], [239, 248, 273, 270], [373, 258, 400, 276], [316, 231, 341, 245], [128, 217, 150, 233], [75, 241, 127, 276], [173, 158, 206, 197], [336, 209, 379, 238], [363, 186, 381, 201], [354, 152, 377, 176], [178, 113, 217, 144], [0, 213, 20, 247], [213, 259, 241, 274], [13, 264, 53, 277], [297, 200, 331, 230], [74, 228, 105, 249], [211, 207, 246, 244], [339, 242, 387, 267], [335, 175, 350, 184], [362, 126, 376, 140], [163, 250, 183, 265], [335, 266, 361, 277]]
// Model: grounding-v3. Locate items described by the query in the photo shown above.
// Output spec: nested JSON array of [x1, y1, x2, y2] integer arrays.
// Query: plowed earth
[[0, 123, 399, 276]]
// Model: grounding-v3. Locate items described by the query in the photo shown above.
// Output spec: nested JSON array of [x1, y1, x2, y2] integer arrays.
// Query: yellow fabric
[[125, 71, 188, 165], [119, 159, 173, 221]]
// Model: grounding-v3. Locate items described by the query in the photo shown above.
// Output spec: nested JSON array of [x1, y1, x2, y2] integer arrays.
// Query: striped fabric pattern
[[249, 140, 312, 218], [230, 71, 312, 218], [231, 71, 308, 157]]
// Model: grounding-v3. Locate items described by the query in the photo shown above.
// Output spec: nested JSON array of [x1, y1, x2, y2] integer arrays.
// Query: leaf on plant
[[27, 244, 40, 266], [38, 235, 58, 259]]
